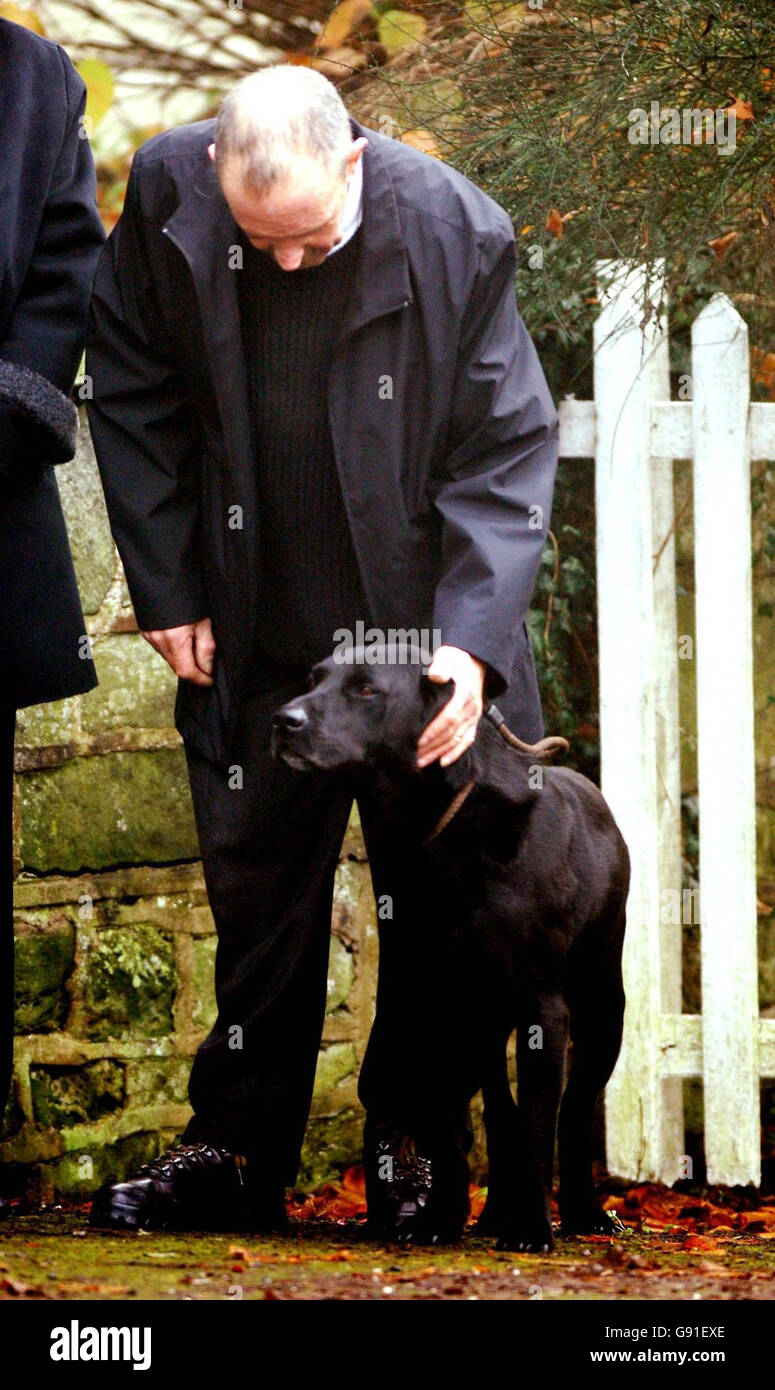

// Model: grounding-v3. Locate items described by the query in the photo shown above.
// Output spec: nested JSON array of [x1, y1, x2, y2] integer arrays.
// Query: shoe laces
[[136, 1142, 229, 1181], [376, 1134, 432, 1198]]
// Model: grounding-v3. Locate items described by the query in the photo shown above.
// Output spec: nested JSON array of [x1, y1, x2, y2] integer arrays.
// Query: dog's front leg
[[495, 994, 569, 1253]]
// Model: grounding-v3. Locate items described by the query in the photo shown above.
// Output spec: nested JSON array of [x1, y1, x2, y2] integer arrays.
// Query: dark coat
[[0, 17, 104, 710], [86, 116, 558, 768]]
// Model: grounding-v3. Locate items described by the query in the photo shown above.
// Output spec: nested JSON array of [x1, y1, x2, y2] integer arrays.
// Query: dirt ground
[[0, 1175, 773, 1301]]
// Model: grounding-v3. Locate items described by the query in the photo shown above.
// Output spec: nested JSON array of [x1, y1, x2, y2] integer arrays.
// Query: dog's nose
[[272, 706, 308, 732]]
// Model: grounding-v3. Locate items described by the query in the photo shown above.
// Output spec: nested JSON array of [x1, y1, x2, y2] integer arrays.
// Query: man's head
[[209, 65, 368, 271]]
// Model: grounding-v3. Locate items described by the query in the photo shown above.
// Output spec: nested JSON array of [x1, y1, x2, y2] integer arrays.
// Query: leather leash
[[484, 702, 570, 758]]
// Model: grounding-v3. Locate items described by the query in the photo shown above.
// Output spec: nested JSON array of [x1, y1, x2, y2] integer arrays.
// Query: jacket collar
[[162, 115, 413, 350], [338, 116, 414, 334]]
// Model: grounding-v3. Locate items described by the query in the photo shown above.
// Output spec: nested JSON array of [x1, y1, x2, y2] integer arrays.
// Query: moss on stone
[[18, 748, 200, 873], [297, 1107, 363, 1189], [190, 936, 217, 1032], [333, 858, 364, 910], [14, 916, 75, 1033], [1, 1075, 25, 1142], [84, 635, 178, 733], [57, 426, 116, 616], [326, 936, 355, 1014], [126, 1058, 192, 1108], [80, 922, 176, 1041], [48, 1129, 162, 1198], [312, 1043, 357, 1099], [30, 1060, 125, 1128], [15, 697, 81, 750]]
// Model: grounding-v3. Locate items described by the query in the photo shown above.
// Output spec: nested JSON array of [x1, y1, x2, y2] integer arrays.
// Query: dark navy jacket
[[0, 17, 104, 708]]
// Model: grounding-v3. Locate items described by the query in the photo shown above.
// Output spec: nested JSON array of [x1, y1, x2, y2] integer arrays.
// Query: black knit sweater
[[238, 225, 368, 682]]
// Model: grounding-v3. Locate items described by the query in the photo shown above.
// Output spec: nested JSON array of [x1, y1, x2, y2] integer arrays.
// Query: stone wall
[[2, 416, 379, 1202]]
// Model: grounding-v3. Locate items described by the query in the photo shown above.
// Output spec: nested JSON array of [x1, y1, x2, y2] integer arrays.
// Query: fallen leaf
[[726, 97, 755, 122], [227, 1245, 252, 1261], [546, 208, 564, 239], [738, 1213, 775, 1233], [56, 1282, 131, 1296], [752, 348, 775, 396], [0, 1276, 45, 1297], [377, 9, 427, 54], [399, 129, 442, 159], [309, 47, 368, 78], [318, 0, 374, 50], [707, 230, 738, 259]]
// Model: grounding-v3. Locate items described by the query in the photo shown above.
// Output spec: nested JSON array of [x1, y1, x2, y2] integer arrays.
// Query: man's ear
[[347, 136, 368, 174]]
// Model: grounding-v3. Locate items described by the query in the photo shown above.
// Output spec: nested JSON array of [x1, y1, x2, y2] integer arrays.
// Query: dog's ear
[[419, 672, 455, 720]]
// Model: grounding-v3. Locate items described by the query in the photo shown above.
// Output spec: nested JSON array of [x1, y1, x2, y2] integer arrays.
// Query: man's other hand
[[140, 618, 216, 686], [416, 645, 485, 768]]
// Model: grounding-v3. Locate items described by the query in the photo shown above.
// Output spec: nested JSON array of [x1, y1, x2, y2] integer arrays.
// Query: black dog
[[271, 646, 629, 1251]]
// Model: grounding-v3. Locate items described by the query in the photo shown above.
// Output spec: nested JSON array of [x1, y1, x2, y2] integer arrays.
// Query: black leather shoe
[[89, 1142, 288, 1234], [364, 1130, 469, 1245]]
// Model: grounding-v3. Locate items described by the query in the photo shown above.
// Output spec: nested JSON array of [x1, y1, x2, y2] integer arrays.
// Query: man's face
[[211, 138, 367, 272]]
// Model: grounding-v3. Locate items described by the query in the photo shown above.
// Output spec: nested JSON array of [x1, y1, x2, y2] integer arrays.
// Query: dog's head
[[270, 643, 455, 773]]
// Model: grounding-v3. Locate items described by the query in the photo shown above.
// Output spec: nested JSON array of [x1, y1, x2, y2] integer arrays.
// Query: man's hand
[[140, 618, 216, 687], [416, 645, 486, 768]]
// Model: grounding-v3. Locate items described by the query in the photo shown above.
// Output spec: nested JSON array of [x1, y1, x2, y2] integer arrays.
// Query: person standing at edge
[[0, 17, 104, 1214], [86, 64, 558, 1241]]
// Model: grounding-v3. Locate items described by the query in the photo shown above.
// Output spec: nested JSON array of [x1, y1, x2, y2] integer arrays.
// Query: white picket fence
[[556, 261, 775, 1187]]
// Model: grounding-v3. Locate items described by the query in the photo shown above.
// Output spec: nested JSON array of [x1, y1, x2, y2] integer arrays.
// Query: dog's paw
[[560, 1201, 621, 1237], [494, 1218, 555, 1254], [370, 1203, 466, 1247]]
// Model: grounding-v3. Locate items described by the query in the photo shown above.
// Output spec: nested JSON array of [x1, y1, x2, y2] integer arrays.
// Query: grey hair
[[214, 65, 353, 193]]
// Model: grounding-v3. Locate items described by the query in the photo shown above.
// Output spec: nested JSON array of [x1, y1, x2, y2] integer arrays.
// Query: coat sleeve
[[85, 158, 207, 633], [0, 53, 104, 463], [430, 226, 559, 696]]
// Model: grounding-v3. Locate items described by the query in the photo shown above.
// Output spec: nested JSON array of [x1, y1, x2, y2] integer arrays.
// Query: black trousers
[[181, 662, 543, 1187], [1, 708, 15, 1131]]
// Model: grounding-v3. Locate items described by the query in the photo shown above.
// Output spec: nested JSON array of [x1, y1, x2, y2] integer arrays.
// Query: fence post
[[648, 305, 686, 1184], [595, 261, 663, 1179], [691, 294, 760, 1186]]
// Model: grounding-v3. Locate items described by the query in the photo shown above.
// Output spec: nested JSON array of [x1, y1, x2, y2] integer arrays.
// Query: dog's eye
[[355, 681, 378, 698]]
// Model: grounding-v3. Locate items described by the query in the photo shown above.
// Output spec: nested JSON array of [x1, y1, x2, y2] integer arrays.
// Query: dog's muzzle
[[272, 705, 308, 734], [270, 703, 311, 765]]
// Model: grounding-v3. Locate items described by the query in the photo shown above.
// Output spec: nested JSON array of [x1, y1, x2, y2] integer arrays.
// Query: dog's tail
[[485, 703, 570, 760]]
